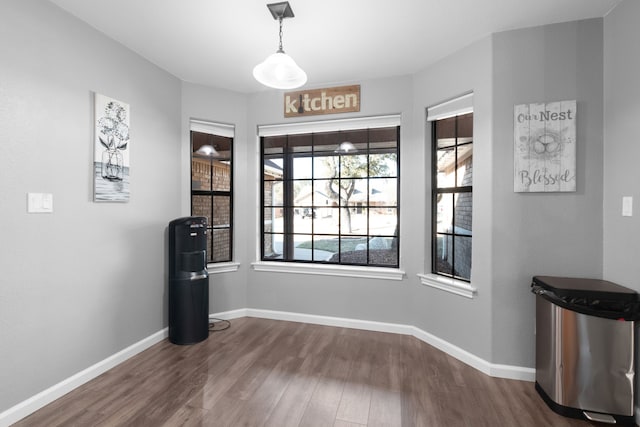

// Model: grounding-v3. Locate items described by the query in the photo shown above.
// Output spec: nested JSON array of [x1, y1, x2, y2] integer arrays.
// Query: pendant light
[[253, 2, 307, 90], [195, 144, 220, 157]]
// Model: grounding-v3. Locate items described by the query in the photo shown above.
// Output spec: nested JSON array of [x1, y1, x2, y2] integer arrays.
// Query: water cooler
[[168, 216, 209, 345]]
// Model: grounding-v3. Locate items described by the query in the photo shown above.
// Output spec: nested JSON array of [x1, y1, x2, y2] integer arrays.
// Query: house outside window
[[190, 120, 234, 264], [259, 116, 400, 268]]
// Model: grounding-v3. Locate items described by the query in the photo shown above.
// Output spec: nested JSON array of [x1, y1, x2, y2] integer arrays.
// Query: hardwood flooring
[[14, 317, 594, 427]]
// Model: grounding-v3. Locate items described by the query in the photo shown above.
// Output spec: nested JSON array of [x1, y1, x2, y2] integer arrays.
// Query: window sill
[[207, 262, 240, 274], [252, 261, 405, 281], [418, 273, 477, 299]]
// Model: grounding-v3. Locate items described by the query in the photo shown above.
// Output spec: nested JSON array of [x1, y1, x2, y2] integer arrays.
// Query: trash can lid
[[533, 276, 638, 302], [532, 276, 640, 320]]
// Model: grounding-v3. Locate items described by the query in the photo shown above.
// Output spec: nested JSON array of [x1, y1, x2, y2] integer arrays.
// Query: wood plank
[[13, 318, 593, 427]]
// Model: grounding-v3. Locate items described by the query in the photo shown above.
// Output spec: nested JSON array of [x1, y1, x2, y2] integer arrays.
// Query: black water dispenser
[[168, 216, 209, 345]]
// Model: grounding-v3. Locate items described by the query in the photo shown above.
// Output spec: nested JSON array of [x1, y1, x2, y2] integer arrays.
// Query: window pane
[[436, 148, 456, 188], [192, 195, 211, 226], [292, 234, 313, 261], [212, 160, 231, 191], [293, 156, 312, 179], [435, 234, 453, 275], [371, 207, 397, 236], [370, 237, 398, 267], [369, 153, 397, 177], [264, 181, 284, 207], [457, 113, 473, 143], [454, 192, 472, 235], [341, 207, 366, 235], [293, 180, 312, 207], [263, 207, 273, 233], [369, 127, 397, 149], [313, 235, 339, 261], [263, 135, 286, 155], [340, 155, 368, 178], [436, 193, 452, 233], [264, 207, 283, 233], [263, 233, 283, 259], [211, 229, 231, 262], [339, 236, 368, 264], [313, 207, 339, 234], [293, 210, 313, 234], [436, 117, 456, 148], [289, 134, 312, 154], [264, 157, 283, 180], [313, 156, 338, 179], [191, 158, 210, 191], [212, 196, 230, 227], [312, 131, 341, 154], [370, 178, 396, 206], [456, 145, 473, 187], [454, 235, 472, 280]]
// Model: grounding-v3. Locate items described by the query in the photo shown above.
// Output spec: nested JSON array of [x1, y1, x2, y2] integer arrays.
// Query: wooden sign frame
[[284, 85, 360, 118]]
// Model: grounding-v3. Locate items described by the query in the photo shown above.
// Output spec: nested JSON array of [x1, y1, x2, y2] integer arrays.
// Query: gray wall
[[0, 0, 182, 412], [245, 77, 417, 326], [491, 19, 605, 366], [603, 0, 640, 289], [180, 82, 249, 313], [411, 37, 494, 361]]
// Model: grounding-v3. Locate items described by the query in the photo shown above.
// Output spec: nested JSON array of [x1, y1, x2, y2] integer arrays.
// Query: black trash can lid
[[532, 276, 640, 320], [533, 276, 638, 302]]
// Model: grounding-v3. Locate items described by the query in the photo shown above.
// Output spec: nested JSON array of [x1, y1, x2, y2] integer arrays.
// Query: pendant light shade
[[253, 51, 307, 90], [254, 2, 307, 90], [195, 144, 220, 157]]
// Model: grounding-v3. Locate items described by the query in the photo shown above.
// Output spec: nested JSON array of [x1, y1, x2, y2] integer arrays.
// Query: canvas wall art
[[94, 93, 130, 202], [514, 100, 576, 193]]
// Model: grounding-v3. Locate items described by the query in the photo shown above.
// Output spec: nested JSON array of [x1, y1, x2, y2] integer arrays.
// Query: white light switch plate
[[27, 193, 53, 213], [622, 196, 633, 217]]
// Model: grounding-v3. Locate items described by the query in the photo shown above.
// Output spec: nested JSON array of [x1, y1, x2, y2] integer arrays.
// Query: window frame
[[189, 120, 234, 267], [431, 113, 473, 283], [258, 116, 401, 270]]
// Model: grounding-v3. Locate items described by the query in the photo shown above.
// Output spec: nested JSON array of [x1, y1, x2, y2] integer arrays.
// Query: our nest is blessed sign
[[513, 100, 576, 192]]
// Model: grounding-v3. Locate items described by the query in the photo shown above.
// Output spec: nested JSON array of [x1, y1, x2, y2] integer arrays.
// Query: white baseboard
[[2, 308, 536, 426], [245, 308, 535, 382], [0, 328, 168, 427]]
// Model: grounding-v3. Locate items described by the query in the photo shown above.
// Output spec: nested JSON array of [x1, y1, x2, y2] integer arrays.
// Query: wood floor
[[15, 317, 594, 427]]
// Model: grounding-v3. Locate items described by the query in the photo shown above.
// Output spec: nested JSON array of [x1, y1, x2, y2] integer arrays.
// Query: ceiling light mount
[[267, 1, 294, 20], [253, 1, 307, 90]]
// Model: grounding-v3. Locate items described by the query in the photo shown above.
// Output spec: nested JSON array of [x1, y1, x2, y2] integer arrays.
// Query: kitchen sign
[[284, 85, 360, 117], [514, 100, 576, 193]]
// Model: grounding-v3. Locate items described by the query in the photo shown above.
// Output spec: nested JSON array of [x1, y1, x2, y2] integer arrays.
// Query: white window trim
[[258, 114, 401, 136], [427, 93, 473, 121], [253, 261, 405, 281], [418, 273, 477, 299], [207, 262, 240, 274], [190, 119, 235, 137]]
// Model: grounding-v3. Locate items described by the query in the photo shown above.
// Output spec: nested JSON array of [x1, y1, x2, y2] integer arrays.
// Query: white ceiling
[[48, 0, 621, 94]]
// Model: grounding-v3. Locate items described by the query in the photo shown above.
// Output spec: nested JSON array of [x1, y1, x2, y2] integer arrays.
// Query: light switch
[[27, 193, 53, 213], [622, 196, 633, 217]]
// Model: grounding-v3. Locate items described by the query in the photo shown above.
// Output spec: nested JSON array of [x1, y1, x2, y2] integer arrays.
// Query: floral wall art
[[94, 93, 130, 201]]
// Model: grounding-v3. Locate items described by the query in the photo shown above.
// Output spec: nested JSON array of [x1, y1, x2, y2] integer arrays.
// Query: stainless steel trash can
[[532, 276, 640, 425]]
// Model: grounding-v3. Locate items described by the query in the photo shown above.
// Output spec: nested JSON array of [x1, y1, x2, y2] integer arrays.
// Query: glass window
[[191, 130, 233, 263], [261, 126, 400, 268], [432, 113, 472, 281]]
